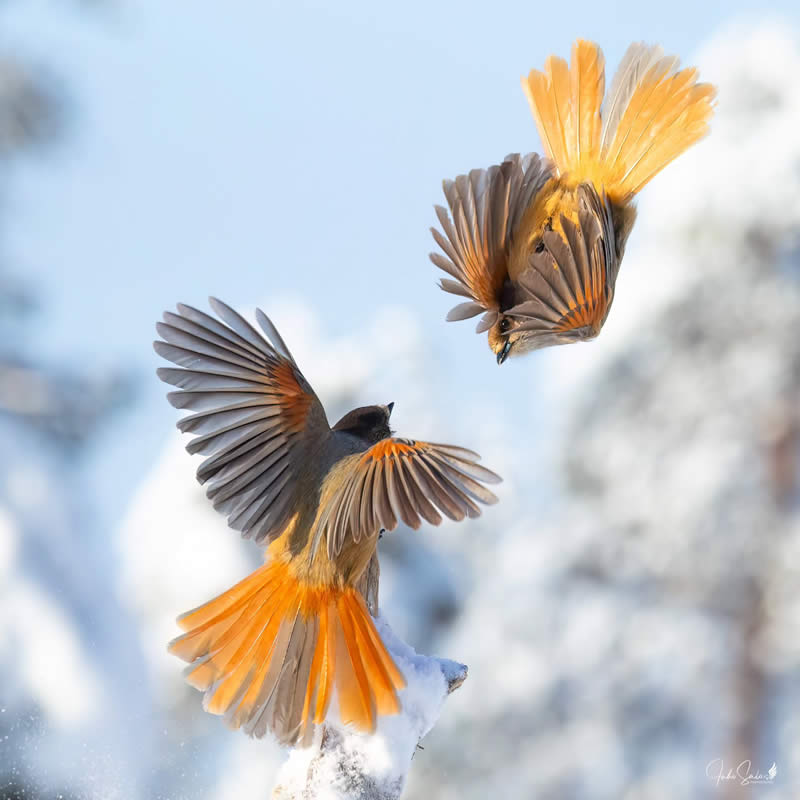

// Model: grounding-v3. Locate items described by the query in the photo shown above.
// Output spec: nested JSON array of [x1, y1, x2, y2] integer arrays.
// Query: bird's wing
[[315, 438, 501, 559], [505, 183, 618, 340], [154, 297, 330, 545], [431, 153, 552, 333]]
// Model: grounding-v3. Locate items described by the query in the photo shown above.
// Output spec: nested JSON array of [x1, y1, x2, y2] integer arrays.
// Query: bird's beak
[[497, 340, 512, 365], [387, 402, 394, 415]]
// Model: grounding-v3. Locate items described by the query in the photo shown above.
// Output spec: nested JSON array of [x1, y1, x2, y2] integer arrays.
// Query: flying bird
[[431, 39, 716, 363], [154, 298, 501, 746]]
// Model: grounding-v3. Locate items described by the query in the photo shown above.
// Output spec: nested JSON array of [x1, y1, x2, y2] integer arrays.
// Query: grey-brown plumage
[[332, 404, 393, 444]]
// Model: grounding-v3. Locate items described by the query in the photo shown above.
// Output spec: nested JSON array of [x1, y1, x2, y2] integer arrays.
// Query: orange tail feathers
[[522, 40, 606, 182], [168, 559, 406, 746], [522, 40, 716, 203]]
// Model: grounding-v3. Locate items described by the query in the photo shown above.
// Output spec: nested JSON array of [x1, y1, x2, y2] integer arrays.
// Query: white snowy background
[[1, 2, 799, 798]]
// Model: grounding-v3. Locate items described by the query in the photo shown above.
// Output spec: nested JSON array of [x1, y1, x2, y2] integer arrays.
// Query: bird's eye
[[499, 317, 511, 334]]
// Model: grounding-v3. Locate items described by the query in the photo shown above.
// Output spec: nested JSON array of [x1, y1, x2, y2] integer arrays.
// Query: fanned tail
[[522, 40, 716, 203], [168, 559, 405, 746], [522, 40, 605, 185]]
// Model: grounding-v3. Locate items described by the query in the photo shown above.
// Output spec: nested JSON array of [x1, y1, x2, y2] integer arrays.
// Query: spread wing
[[505, 182, 618, 344], [154, 297, 329, 544], [316, 438, 502, 559], [431, 153, 552, 333]]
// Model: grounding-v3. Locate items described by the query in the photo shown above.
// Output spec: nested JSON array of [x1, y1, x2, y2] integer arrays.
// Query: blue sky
[[3, 0, 798, 525]]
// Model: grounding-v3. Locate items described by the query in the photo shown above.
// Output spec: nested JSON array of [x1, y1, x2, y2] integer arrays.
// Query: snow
[[0, 417, 151, 798], [273, 617, 462, 800]]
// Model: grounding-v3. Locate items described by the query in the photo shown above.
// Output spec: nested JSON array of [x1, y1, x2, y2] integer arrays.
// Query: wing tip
[[153, 341, 171, 360], [445, 302, 486, 323], [482, 470, 503, 485]]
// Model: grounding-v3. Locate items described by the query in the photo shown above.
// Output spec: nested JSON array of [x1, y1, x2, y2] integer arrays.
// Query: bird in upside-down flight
[[431, 39, 716, 363]]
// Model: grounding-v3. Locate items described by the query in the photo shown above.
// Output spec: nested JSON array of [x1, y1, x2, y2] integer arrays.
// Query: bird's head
[[332, 402, 394, 444], [487, 315, 519, 365], [488, 315, 552, 364], [488, 313, 601, 364]]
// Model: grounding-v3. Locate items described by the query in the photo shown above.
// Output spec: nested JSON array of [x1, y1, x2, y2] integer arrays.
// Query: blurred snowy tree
[[0, 56, 61, 157], [0, 8, 142, 800]]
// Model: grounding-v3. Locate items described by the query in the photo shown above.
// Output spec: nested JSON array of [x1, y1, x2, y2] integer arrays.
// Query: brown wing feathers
[[320, 439, 501, 559], [431, 153, 553, 332], [431, 168, 503, 321], [507, 184, 616, 340], [154, 297, 328, 545]]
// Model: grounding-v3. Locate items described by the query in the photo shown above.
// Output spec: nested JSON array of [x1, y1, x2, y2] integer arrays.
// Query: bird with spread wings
[[154, 298, 501, 746]]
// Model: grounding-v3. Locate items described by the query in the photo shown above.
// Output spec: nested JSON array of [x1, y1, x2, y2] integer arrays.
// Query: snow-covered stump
[[272, 616, 467, 800]]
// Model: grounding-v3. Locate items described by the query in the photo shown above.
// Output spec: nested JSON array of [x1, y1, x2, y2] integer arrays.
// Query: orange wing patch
[[553, 270, 609, 335], [554, 297, 608, 334], [269, 361, 313, 433], [362, 439, 417, 463]]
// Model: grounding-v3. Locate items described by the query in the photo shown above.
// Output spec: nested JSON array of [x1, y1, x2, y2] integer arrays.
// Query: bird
[[430, 39, 716, 363], [153, 297, 502, 746]]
